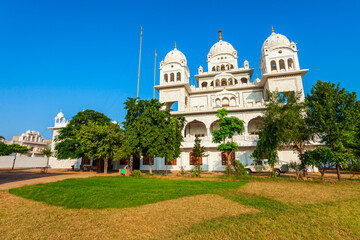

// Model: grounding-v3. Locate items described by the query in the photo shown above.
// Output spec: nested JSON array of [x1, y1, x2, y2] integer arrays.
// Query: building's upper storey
[[156, 29, 308, 113]]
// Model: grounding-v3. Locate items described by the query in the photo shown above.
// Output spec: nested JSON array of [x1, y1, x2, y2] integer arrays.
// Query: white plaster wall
[[48, 157, 81, 169], [0, 156, 47, 168]]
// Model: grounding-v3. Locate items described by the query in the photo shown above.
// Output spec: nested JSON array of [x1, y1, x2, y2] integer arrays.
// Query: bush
[[179, 166, 186, 176], [192, 164, 202, 177], [289, 161, 301, 179], [131, 170, 142, 177]]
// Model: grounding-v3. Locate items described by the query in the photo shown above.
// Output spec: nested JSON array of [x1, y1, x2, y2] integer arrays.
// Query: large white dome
[[262, 32, 291, 51], [164, 48, 187, 65], [208, 40, 237, 58]]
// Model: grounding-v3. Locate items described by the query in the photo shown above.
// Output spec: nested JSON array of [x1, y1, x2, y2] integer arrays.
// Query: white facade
[[48, 111, 82, 169], [6, 130, 51, 157], [148, 29, 310, 172]]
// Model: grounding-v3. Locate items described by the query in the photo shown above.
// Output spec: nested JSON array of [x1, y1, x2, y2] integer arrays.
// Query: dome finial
[[218, 29, 222, 40], [174, 42, 177, 49], [256, 73, 259, 78], [271, 26, 274, 33]]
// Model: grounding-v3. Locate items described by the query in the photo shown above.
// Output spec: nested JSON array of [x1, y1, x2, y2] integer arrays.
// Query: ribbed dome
[[164, 48, 187, 65], [208, 40, 236, 57], [262, 32, 291, 51]]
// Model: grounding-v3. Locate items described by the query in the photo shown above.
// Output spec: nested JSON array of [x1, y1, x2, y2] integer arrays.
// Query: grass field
[[8, 177, 245, 209], [2, 176, 360, 239]]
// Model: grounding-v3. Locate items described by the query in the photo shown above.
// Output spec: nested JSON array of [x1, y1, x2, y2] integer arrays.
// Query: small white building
[[7, 130, 51, 157]]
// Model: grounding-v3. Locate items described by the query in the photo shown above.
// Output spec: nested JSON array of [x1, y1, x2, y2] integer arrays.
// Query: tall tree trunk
[[104, 157, 108, 174], [227, 152, 231, 176], [149, 162, 153, 174], [320, 168, 325, 180], [11, 153, 17, 170], [46, 157, 50, 174], [166, 159, 168, 176], [130, 155, 134, 172], [336, 164, 341, 181]]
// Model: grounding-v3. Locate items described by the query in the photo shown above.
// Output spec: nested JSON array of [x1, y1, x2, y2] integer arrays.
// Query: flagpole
[[136, 26, 143, 103], [153, 49, 157, 99]]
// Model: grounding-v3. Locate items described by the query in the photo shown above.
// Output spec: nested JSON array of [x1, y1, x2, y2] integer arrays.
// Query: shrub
[[179, 166, 186, 175], [192, 164, 202, 177], [131, 170, 142, 177]]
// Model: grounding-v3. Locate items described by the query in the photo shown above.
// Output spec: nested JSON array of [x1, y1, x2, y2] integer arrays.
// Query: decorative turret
[[260, 27, 300, 74], [159, 43, 190, 85]]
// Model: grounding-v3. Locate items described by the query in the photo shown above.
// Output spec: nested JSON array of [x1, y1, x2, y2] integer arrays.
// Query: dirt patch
[[0, 191, 257, 239], [237, 181, 360, 206]]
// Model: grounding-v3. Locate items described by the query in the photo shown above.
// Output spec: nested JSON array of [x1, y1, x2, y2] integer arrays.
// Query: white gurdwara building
[[141, 29, 308, 172]]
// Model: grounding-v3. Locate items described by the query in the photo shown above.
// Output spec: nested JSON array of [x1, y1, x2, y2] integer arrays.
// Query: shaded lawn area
[[9, 176, 246, 209]]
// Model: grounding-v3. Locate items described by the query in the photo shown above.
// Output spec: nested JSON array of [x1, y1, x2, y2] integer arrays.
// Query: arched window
[[241, 78, 247, 85], [226, 64, 230, 70], [215, 98, 221, 107], [215, 79, 220, 87], [248, 117, 263, 135], [176, 72, 181, 81], [234, 79, 238, 85], [230, 65, 234, 69], [221, 65, 225, 71], [221, 78, 227, 86], [228, 78, 233, 85], [271, 60, 277, 72], [170, 73, 175, 82], [201, 82, 208, 88], [222, 97, 229, 107], [212, 66, 215, 72], [288, 58, 294, 70], [230, 97, 236, 106], [164, 74, 168, 83], [210, 81, 214, 87], [217, 66, 220, 71], [279, 59, 286, 71], [185, 97, 189, 108]]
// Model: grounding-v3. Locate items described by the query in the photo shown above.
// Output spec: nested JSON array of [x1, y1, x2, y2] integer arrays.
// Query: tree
[[306, 80, 360, 181], [191, 136, 208, 177], [160, 113, 186, 175], [41, 148, 52, 173], [55, 110, 111, 159], [0, 142, 13, 156], [9, 144, 30, 170], [252, 91, 313, 177], [77, 121, 123, 174], [212, 109, 245, 175], [122, 98, 185, 175]]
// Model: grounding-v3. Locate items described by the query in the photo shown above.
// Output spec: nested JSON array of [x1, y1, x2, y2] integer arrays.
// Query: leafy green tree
[[9, 144, 30, 170], [55, 110, 111, 159], [288, 161, 301, 179], [212, 109, 245, 175], [0, 142, 13, 156], [306, 80, 360, 181], [77, 121, 123, 174], [252, 91, 313, 177], [191, 136, 208, 177], [122, 98, 185, 175], [161, 114, 186, 175]]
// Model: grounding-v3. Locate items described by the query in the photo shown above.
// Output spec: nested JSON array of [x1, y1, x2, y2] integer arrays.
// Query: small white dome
[[208, 40, 236, 58], [262, 32, 291, 52], [56, 111, 64, 119], [164, 48, 187, 65]]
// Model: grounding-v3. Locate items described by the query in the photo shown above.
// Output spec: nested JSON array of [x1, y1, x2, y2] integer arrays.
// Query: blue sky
[[1, 0, 359, 140]]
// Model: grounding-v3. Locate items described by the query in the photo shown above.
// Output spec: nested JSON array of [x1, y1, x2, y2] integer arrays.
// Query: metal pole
[[153, 49, 157, 99], [136, 26, 143, 103]]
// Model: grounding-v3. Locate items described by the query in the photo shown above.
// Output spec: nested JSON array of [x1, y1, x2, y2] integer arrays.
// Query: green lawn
[[9, 176, 246, 209]]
